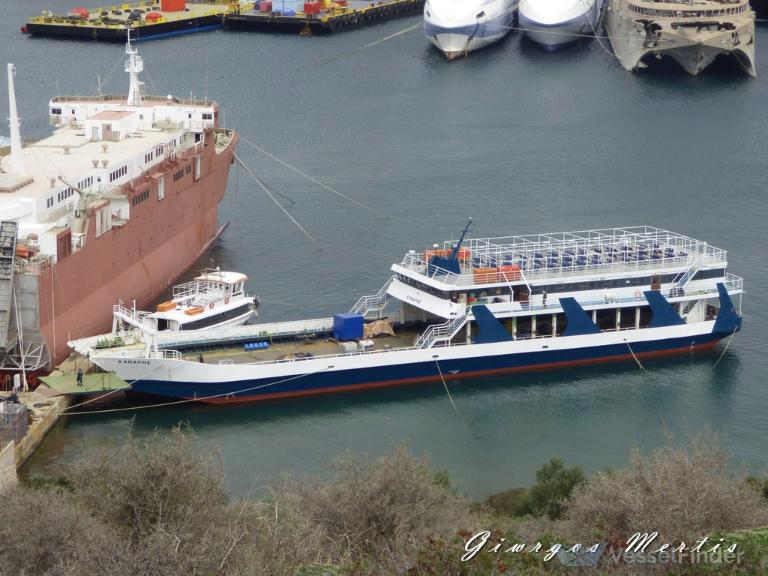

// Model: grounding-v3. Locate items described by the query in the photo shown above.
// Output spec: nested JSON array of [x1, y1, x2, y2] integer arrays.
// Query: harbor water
[[2, 0, 768, 498]]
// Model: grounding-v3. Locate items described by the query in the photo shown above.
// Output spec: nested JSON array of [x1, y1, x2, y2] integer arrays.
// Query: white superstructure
[[112, 270, 258, 334], [0, 58, 220, 262]]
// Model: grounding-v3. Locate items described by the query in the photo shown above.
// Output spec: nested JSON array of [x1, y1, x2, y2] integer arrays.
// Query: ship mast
[[125, 32, 144, 106], [6, 64, 25, 176]]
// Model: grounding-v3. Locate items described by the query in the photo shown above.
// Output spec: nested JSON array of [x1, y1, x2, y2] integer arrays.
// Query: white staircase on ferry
[[670, 260, 699, 297], [414, 306, 469, 349], [349, 276, 394, 319]]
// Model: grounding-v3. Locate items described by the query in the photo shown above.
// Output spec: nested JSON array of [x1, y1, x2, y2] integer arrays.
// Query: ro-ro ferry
[[72, 224, 743, 404], [0, 37, 237, 374]]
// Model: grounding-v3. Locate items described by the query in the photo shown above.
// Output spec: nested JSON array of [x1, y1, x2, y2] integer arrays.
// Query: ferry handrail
[[50, 94, 216, 107], [152, 316, 336, 348], [349, 275, 395, 316], [399, 252, 728, 288], [113, 303, 154, 331], [414, 307, 468, 349]]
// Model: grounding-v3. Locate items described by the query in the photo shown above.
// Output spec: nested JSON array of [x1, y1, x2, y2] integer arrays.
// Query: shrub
[[746, 475, 768, 502], [0, 486, 125, 576], [564, 434, 768, 546], [65, 425, 241, 576], [525, 458, 586, 520], [272, 444, 473, 573], [482, 487, 530, 518]]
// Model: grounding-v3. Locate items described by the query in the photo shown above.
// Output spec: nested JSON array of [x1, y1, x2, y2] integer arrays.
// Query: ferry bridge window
[[51, 108, 61, 115]]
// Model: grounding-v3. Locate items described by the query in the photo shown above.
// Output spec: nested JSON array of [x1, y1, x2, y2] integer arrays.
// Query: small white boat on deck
[[113, 270, 259, 334], [424, 0, 516, 59], [519, 0, 603, 50]]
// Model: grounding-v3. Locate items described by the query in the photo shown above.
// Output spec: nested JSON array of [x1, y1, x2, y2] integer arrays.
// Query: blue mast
[[428, 218, 472, 276]]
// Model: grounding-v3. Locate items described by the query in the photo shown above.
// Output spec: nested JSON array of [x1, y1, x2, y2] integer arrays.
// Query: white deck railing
[[399, 226, 729, 288], [398, 252, 728, 288], [349, 276, 394, 317]]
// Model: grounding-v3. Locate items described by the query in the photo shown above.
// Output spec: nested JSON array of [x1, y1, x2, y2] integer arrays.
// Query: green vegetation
[[2, 429, 768, 575], [481, 458, 585, 521]]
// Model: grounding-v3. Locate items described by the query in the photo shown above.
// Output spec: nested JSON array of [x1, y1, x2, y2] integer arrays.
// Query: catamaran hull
[[92, 321, 734, 404], [605, 0, 756, 77]]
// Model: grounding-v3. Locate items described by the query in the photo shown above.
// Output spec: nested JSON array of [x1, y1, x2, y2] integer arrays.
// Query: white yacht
[[111, 270, 259, 334], [424, 0, 516, 59], [519, 0, 603, 49]]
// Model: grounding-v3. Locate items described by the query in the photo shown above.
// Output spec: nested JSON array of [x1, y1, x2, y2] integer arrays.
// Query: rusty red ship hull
[[34, 130, 237, 367]]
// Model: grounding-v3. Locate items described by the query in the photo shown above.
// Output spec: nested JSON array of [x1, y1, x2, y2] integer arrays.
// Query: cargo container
[[333, 313, 364, 341]]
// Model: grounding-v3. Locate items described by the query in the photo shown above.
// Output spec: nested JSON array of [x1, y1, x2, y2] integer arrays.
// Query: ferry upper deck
[[394, 226, 731, 291]]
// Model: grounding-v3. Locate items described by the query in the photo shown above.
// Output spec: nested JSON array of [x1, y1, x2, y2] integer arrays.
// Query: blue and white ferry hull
[[424, 0, 516, 59], [92, 302, 739, 404], [75, 226, 744, 406]]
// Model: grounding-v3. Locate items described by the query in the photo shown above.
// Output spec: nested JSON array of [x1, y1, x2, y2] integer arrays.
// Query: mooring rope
[[61, 360, 166, 412], [434, 358, 469, 427], [624, 338, 651, 374], [712, 327, 737, 370], [233, 151, 322, 249], [240, 136, 378, 213], [65, 385, 126, 411], [301, 22, 422, 70], [585, 1, 614, 57]]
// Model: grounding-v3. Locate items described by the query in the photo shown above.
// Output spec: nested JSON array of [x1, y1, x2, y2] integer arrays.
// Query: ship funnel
[[125, 31, 144, 106], [6, 63, 25, 176]]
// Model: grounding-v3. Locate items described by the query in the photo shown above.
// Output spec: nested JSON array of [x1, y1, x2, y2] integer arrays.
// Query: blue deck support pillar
[[713, 282, 741, 334], [559, 297, 600, 336], [644, 290, 685, 328], [471, 305, 512, 344]]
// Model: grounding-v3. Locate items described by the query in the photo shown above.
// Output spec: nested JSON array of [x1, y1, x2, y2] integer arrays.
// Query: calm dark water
[[2, 0, 767, 498]]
